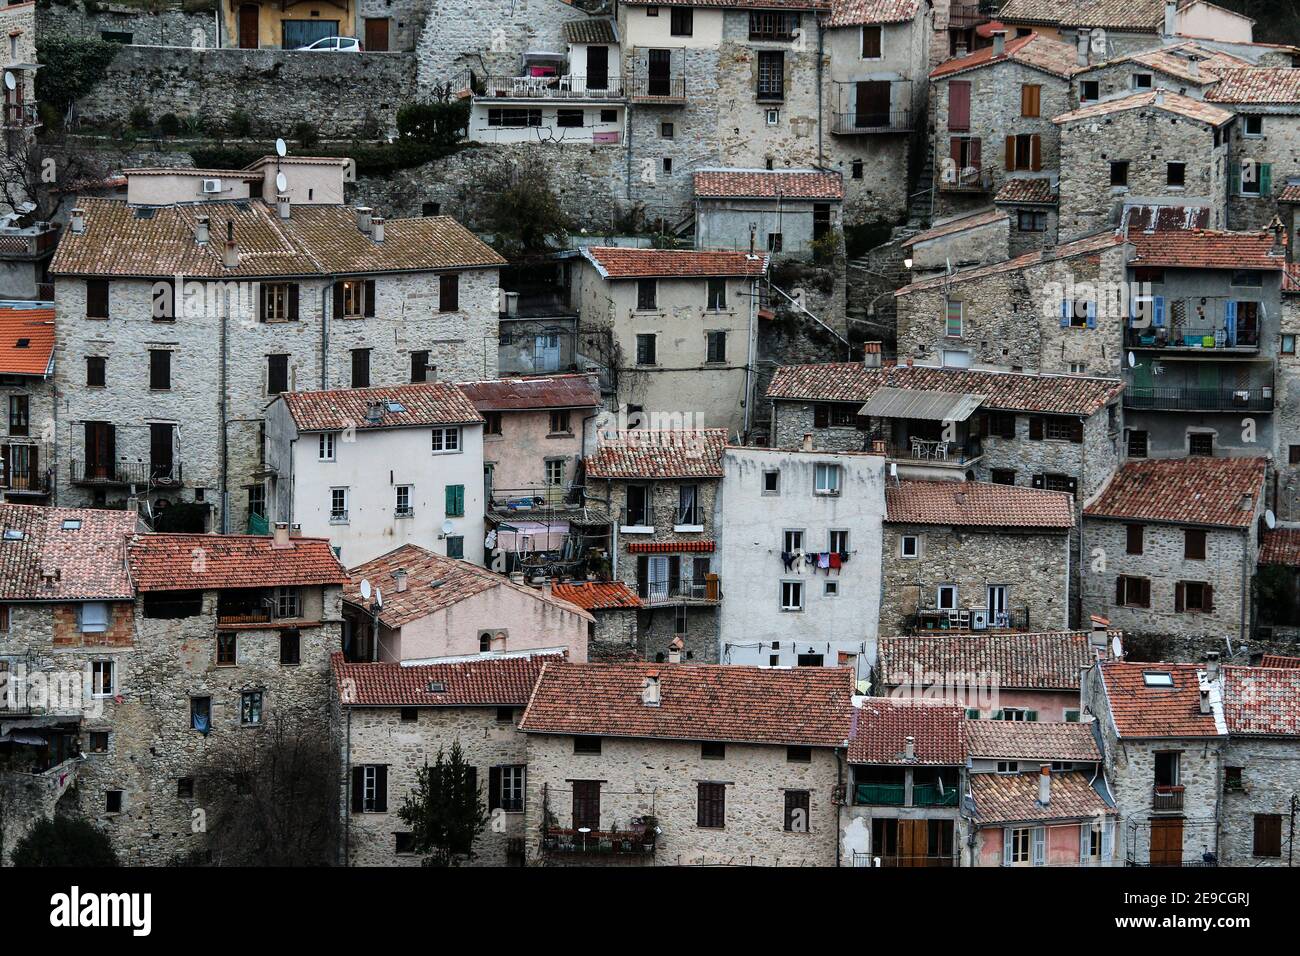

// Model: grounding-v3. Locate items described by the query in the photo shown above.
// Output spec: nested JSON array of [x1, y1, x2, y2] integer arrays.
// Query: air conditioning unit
[[971, 610, 990, 631], [201, 179, 222, 194]]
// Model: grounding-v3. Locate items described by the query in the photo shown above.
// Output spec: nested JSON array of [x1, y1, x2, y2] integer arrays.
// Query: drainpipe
[[321, 279, 334, 390], [343, 705, 352, 865], [816, 20, 825, 169], [1240, 526, 1250, 646], [219, 301, 229, 532], [835, 750, 843, 867], [744, 276, 757, 436]]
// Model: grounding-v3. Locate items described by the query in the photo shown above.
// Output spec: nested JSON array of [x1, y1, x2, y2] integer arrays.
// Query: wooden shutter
[[1070, 419, 1084, 443], [1229, 162, 1241, 195], [1005, 135, 1016, 171], [1175, 582, 1185, 612], [1203, 583, 1214, 611], [258, 283, 270, 322], [363, 279, 376, 317], [1031, 827, 1046, 866], [351, 766, 364, 812], [948, 81, 971, 130], [1115, 576, 1126, 605], [445, 484, 464, 516], [1139, 578, 1150, 608], [1261, 163, 1272, 196], [288, 283, 300, 321], [332, 282, 345, 317], [1080, 824, 1092, 864], [969, 137, 981, 168], [949, 137, 963, 171], [1254, 814, 1282, 856], [1030, 133, 1042, 171], [814, 404, 829, 428], [374, 765, 388, 812], [488, 766, 502, 811], [637, 555, 649, 599], [1028, 416, 1044, 440]]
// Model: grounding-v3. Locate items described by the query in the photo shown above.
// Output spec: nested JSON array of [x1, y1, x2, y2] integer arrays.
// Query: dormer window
[[1142, 671, 1174, 687]]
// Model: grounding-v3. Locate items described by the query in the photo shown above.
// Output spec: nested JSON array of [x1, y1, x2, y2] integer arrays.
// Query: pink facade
[[483, 408, 589, 496], [976, 821, 1091, 866]]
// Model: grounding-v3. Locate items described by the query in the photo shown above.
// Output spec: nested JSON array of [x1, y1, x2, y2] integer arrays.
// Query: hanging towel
[[804, 553, 817, 567], [817, 552, 830, 570], [781, 551, 795, 571], [838, 551, 851, 563], [829, 552, 842, 570]]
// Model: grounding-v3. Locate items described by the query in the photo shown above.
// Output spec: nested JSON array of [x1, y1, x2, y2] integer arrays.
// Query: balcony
[[1153, 785, 1185, 812], [638, 576, 722, 607], [619, 505, 708, 534], [909, 606, 1031, 634], [854, 851, 958, 867], [70, 460, 183, 487], [0, 226, 57, 259], [1, 469, 51, 497], [854, 783, 906, 806], [1122, 385, 1273, 413], [1125, 325, 1260, 353], [626, 75, 687, 105], [874, 438, 982, 466], [541, 827, 657, 857], [938, 163, 995, 193], [913, 783, 961, 807], [948, 2, 993, 27], [2, 102, 41, 130], [832, 110, 912, 135], [475, 74, 626, 101]]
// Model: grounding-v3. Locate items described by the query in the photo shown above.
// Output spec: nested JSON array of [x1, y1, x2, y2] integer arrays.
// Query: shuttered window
[[948, 81, 971, 131], [697, 782, 726, 828], [351, 765, 388, 813], [87, 279, 110, 319], [1253, 814, 1282, 857], [445, 483, 465, 517], [1021, 84, 1041, 117]]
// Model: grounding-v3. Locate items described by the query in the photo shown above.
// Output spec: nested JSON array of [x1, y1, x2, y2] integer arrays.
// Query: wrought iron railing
[[938, 163, 995, 192], [854, 783, 907, 806], [626, 75, 687, 102], [541, 827, 656, 856], [1123, 385, 1273, 412], [475, 74, 626, 99], [909, 606, 1030, 633], [637, 576, 721, 606], [1153, 785, 1185, 811], [1125, 326, 1260, 350], [832, 110, 912, 134], [70, 460, 183, 486]]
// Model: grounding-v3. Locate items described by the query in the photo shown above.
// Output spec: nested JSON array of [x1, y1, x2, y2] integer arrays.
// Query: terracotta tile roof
[[551, 581, 642, 610], [519, 661, 855, 746], [586, 429, 727, 479], [885, 480, 1075, 529], [625, 541, 716, 553], [897, 230, 1127, 295], [280, 382, 483, 433], [766, 363, 1124, 415], [1259, 654, 1300, 668], [127, 533, 348, 592], [931, 32, 1082, 79], [1098, 662, 1222, 738], [51, 198, 505, 278], [1119, 42, 1252, 83], [994, 178, 1058, 205], [969, 770, 1114, 824], [1278, 184, 1300, 204], [621, 0, 829, 7], [1258, 529, 1300, 566], [847, 698, 966, 764], [1083, 457, 1267, 529], [878, 632, 1100, 692], [562, 18, 617, 44], [331, 651, 554, 707], [1119, 203, 1211, 232], [1207, 67, 1300, 104], [0, 308, 54, 377], [345, 544, 591, 630], [902, 209, 1008, 248], [0, 504, 137, 602], [693, 168, 844, 201], [1053, 90, 1234, 126], [966, 721, 1101, 760], [1223, 665, 1300, 736], [999, 0, 1168, 31], [826, 0, 922, 25], [1128, 229, 1284, 270], [581, 246, 769, 279], [456, 374, 601, 411]]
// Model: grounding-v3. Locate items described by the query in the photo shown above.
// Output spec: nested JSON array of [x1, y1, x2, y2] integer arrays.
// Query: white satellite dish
[[1111, 634, 1124, 660], [1127, 351, 1136, 368], [374, 587, 383, 608], [275, 137, 288, 158], [359, 578, 372, 601], [275, 171, 288, 192], [3, 72, 15, 92], [1265, 509, 1277, 529], [441, 519, 455, 536]]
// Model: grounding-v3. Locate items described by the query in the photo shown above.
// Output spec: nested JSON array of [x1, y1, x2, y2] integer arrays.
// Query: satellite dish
[[359, 578, 372, 601], [441, 519, 455, 536], [1265, 509, 1277, 529], [275, 137, 288, 158], [1127, 351, 1136, 368], [1111, 634, 1124, 660], [3, 72, 14, 92], [374, 587, 383, 608], [275, 171, 288, 192]]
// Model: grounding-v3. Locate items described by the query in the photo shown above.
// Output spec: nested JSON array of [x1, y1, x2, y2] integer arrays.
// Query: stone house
[[880, 480, 1075, 634], [0, 219, 57, 302], [572, 247, 766, 438], [338, 543, 591, 664], [876, 629, 1102, 721], [551, 581, 642, 661], [894, 230, 1132, 377], [963, 720, 1117, 866], [900, 208, 1011, 276], [1054, 91, 1233, 241], [839, 698, 965, 867], [993, 178, 1060, 256], [1276, 263, 1300, 518], [928, 30, 1081, 220], [330, 653, 551, 866], [584, 427, 726, 663], [0, 308, 54, 503], [1206, 68, 1300, 231], [1080, 456, 1267, 644], [266, 382, 486, 567], [1072, 39, 1249, 105], [1121, 228, 1285, 462], [518, 660, 852, 866], [714, 443, 886, 674], [693, 169, 843, 258], [224, 0, 357, 49], [50, 166, 504, 535], [996, 0, 1254, 56]]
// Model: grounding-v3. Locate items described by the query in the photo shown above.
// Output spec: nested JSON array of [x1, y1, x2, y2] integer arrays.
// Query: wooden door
[[647, 49, 671, 96], [572, 781, 600, 830], [238, 4, 259, 50], [898, 819, 929, 867], [587, 45, 609, 90], [364, 18, 389, 52], [85, 422, 114, 480], [855, 80, 890, 128], [150, 423, 173, 480], [1150, 818, 1184, 866]]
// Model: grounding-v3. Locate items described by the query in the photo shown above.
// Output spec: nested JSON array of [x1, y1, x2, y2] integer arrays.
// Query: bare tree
[[0, 133, 116, 222]]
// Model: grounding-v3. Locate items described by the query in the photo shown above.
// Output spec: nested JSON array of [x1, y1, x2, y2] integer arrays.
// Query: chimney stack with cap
[[992, 29, 1006, 56], [1199, 687, 1212, 714], [272, 521, 292, 549], [371, 216, 385, 243], [223, 220, 240, 269], [395, 568, 408, 593], [1039, 765, 1051, 805], [668, 636, 684, 664], [356, 206, 373, 234], [802, 433, 814, 452], [1205, 650, 1220, 682], [904, 736, 916, 761], [277, 194, 291, 219], [1164, 0, 1178, 37], [194, 215, 210, 245], [70, 208, 85, 235], [1076, 30, 1090, 66], [863, 341, 882, 367]]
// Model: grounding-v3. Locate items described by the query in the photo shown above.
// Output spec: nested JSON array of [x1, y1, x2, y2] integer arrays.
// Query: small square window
[[1189, 433, 1214, 457], [824, 580, 839, 597], [497, 706, 515, 723], [701, 741, 725, 760], [661, 122, 674, 138], [786, 745, 812, 763], [1244, 115, 1263, 137], [662, 157, 673, 175], [762, 470, 779, 494], [400, 707, 419, 723], [88, 731, 110, 753], [1283, 334, 1297, 355], [177, 777, 195, 799], [1110, 161, 1129, 187], [105, 790, 123, 813], [574, 735, 602, 754], [900, 535, 919, 558], [1167, 162, 1185, 187]]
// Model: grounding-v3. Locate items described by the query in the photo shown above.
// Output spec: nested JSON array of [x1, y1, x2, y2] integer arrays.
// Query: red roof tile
[[878, 632, 1100, 691], [693, 169, 844, 200], [1224, 665, 1300, 736], [994, 178, 1058, 205], [581, 247, 769, 279], [931, 32, 1082, 79], [826, 0, 921, 25], [332, 651, 554, 707], [0, 309, 54, 377], [1128, 229, 1284, 270], [766, 362, 1123, 415], [966, 721, 1101, 760], [902, 209, 1008, 248], [519, 661, 854, 746], [1118, 42, 1252, 84], [1259, 529, 1300, 566], [0, 504, 138, 601], [127, 533, 348, 592], [551, 581, 642, 610], [897, 230, 1127, 295], [1053, 90, 1233, 126], [1259, 654, 1300, 669], [969, 770, 1114, 823], [1279, 184, 1300, 204], [625, 541, 716, 553], [456, 374, 601, 411], [280, 382, 483, 432], [848, 698, 966, 764], [621, 0, 828, 7], [1098, 662, 1221, 738], [1207, 67, 1300, 104], [886, 480, 1075, 529], [1083, 457, 1266, 529], [999, 0, 1178, 32], [586, 429, 727, 479]]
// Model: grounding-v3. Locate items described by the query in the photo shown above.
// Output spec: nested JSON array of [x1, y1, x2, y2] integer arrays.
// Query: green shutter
[[445, 484, 465, 517], [1261, 163, 1273, 196], [1229, 162, 1240, 195]]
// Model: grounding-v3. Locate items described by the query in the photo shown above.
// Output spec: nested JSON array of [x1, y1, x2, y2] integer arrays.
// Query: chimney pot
[[1076, 29, 1090, 66], [992, 30, 1006, 56], [70, 208, 86, 235], [668, 636, 684, 664], [371, 215, 385, 243], [272, 521, 291, 548], [1199, 688, 1211, 715], [1039, 765, 1051, 805], [1206, 651, 1220, 681], [394, 568, 409, 592], [277, 194, 291, 219], [356, 206, 373, 234], [1164, 0, 1178, 37], [863, 341, 882, 367], [904, 735, 915, 760], [194, 215, 210, 245]]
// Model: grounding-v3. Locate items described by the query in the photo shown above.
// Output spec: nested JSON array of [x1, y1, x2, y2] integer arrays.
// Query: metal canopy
[[859, 387, 986, 422]]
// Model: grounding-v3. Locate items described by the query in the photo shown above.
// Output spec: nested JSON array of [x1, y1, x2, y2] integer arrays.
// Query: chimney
[[668, 636, 684, 664], [641, 672, 662, 706], [356, 206, 373, 234], [70, 207, 85, 235], [1199, 688, 1212, 715], [1163, 0, 1178, 37], [194, 215, 210, 245], [1076, 30, 1090, 67], [802, 432, 814, 452], [1188, 58, 1200, 78], [1155, 89, 1165, 106], [1205, 650, 1220, 682], [371, 216, 385, 243], [992, 29, 1006, 56], [955, 490, 966, 506], [904, 736, 915, 761], [1038, 765, 1051, 805], [223, 220, 240, 269], [863, 341, 882, 368], [394, 568, 408, 593], [1240, 493, 1254, 512], [277, 194, 291, 219], [272, 521, 292, 548], [1270, 216, 1286, 256]]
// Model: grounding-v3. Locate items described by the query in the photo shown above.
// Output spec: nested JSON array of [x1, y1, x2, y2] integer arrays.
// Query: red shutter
[[1030, 133, 1042, 171], [1005, 135, 1016, 171], [949, 81, 971, 131], [969, 137, 982, 168], [950, 137, 963, 171]]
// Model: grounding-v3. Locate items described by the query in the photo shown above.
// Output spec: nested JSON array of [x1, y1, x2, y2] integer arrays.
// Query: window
[[1176, 581, 1213, 612], [545, 458, 564, 486], [1128, 430, 1149, 458], [573, 736, 602, 754], [410, 350, 431, 383], [89, 731, 110, 753], [661, 121, 675, 138], [80, 602, 109, 635], [1009, 827, 1032, 864], [637, 279, 657, 311], [784, 790, 811, 832], [783, 529, 803, 552], [445, 484, 465, 517], [829, 529, 848, 553], [280, 630, 300, 665], [87, 279, 110, 319], [1154, 751, 1179, 787], [339, 279, 373, 318], [395, 485, 413, 517], [267, 354, 289, 395], [260, 282, 297, 322], [1126, 524, 1144, 555], [900, 534, 919, 558], [997, 708, 1037, 722], [318, 432, 336, 461], [549, 410, 571, 434], [662, 157, 673, 175], [422, 201, 441, 216], [352, 765, 388, 813], [556, 109, 584, 128], [1080, 80, 1099, 101], [1041, 416, 1083, 442], [763, 470, 779, 495], [330, 487, 349, 522], [600, 108, 617, 122], [860, 24, 882, 58], [767, 232, 783, 252], [177, 777, 195, 799], [750, 11, 799, 39], [706, 277, 727, 310], [217, 633, 237, 666], [781, 580, 803, 611], [90, 659, 114, 696], [670, 7, 692, 35], [1008, 133, 1040, 171], [1184, 529, 1206, 560], [149, 349, 171, 390], [1017, 210, 1047, 232], [1167, 162, 1185, 187], [1189, 433, 1214, 457], [677, 484, 699, 525], [439, 274, 459, 312], [1292, 445, 1300, 466], [851, 159, 864, 179], [86, 356, 106, 387], [1237, 159, 1270, 196], [488, 765, 525, 813], [997, 761, 1019, 774], [701, 741, 725, 760], [487, 108, 542, 127], [1253, 814, 1282, 857], [824, 580, 839, 597], [241, 690, 263, 725], [1110, 161, 1129, 187], [484, 412, 502, 436], [636, 333, 657, 365], [814, 463, 840, 495], [787, 745, 812, 763], [991, 469, 1016, 485], [757, 50, 784, 100], [431, 427, 461, 453], [395, 832, 416, 855], [697, 782, 725, 828], [1224, 766, 1243, 791], [1244, 114, 1263, 137], [706, 330, 727, 363], [190, 696, 211, 732], [350, 348, 370, 388], [105, 790, 123, 814], [1133, 72, 1153, 89], [1021, 83, 1041, 117], [1115, 575, 1151, 608]]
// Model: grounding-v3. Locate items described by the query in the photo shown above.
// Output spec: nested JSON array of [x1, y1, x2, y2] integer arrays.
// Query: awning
[[859, 387, 985, 422], [0, 730, 48, 745], [496, 520, 570, 554]]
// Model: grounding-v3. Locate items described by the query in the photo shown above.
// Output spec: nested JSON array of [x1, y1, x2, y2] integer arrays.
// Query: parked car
[[296, 36, 363, 52]]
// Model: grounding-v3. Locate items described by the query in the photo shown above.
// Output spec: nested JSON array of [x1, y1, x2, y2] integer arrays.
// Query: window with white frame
[[274, 587, 300, 619], [814, 463, 841, 495], [997, 761, 1019, 774], [431, 427, 461, 453], [781, 580, 804, 611], [824, 579, 839, 597], [396, 485, 413, 516], [91, 660, 114, 697], [937, 584, 957, 609], [319, 432, 336, 461], [829, 529, 849, 553], [500, 765, 525, 812], [1009, 827, 1032, 864], [783, 529, 804, 552], [241, 690, 263, 725], [330, 487, 348, 521], [900, 534, 919, 558]]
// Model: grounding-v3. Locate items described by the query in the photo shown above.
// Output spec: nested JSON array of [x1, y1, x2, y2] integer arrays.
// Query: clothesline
[[777, 549, 854, 573]]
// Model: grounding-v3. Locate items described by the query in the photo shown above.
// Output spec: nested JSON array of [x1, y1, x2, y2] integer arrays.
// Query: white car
[[297, 36, 363, 52]]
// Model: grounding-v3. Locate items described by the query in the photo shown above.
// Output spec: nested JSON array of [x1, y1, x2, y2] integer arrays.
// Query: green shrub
[[128, 104, 151, 131], [36, 33, 121, 117], [11, 817, 118, 867], [227, 110, 254, 138], [157, 112, 182, 136], [293, 121, 320, 149], [396, 101, 470, 148]]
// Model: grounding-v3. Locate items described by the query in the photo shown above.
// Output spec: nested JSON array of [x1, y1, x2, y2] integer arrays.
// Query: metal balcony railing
[[832, 110, 912, 134], [938, 163, 995, 192], [1, 469, 51, 495], [854, 852, 958, 867], [2, 102, 41, 130], [948, 2, 992, 27], [476, 74, 626, 100], [541, 827, 656, 856], [637, 576, 721, 606], [854, 783, 907, 806], [1125, 326, 1260, 351], [0, 229, 57, 257], [1153, 785, 1185, 811], [873, 438, 982, 465], [626, 75, 687, 103], [912, 783, 961, 807], [1123, 385, 1273, 413], [909, 606, 1030, 633], [70, 460, 183, 486]]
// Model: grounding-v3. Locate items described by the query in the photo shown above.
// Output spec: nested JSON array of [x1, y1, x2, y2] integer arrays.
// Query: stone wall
[[587, 607, 641, 661], [1276, 292, 1300, 520], [1218, 735, 1300, 866], [1, 2, 36, 66], [39, 0, 219, 50], [1225, 109, 1300, 232]]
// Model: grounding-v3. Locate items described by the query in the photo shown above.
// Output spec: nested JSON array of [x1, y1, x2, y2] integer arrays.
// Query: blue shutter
[[1153, 296, 1166, 328], [1032, 826, 1046, 866], [1080, 824, 1091, 864], [1003, 827, 1014, 866], [1085, 301, 1097, 329], [1230, 162, 1241, 195], [1226, 300, 1237, 345], [1059, 299, 1070, 328], [1101, 820, 1115, 862]]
